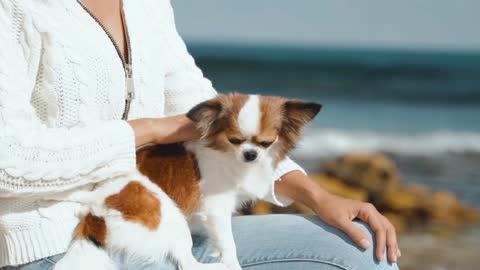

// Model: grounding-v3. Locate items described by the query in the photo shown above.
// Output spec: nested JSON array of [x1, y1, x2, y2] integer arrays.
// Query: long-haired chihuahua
[[54, 94, 321, 270]]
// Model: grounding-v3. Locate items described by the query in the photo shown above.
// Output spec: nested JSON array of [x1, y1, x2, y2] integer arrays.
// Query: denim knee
[[230, 214, 399, 270]]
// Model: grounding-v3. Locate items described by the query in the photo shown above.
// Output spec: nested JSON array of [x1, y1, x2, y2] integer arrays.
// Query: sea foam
[[294, 128, 480, 158]]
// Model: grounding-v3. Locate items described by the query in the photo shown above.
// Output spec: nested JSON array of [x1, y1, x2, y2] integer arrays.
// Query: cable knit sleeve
[[159, 0, 307, 207], [0, 2, 136, 197]]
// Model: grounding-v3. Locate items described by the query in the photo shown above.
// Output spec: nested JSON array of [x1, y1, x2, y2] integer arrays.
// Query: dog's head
[[187, 94, 321, 164]]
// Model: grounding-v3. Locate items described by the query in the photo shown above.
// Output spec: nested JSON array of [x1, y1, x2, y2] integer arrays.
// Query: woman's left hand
[[312, 192, 401, 263], [276, 171, 401, 263]]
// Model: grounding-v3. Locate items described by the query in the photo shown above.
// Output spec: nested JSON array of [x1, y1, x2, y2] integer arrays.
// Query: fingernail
[[398, 249, 402, 257], [360, 239, 371, 249], [392, 255, 397, 262]]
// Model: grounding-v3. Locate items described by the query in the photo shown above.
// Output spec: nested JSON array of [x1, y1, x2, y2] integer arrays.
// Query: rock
[[250, 201, 273, 215], [319, 152, 480, 231], [378, 184, 432, 228], [423, 191, 480, 228], [404, 184, 431, 198], [310, 174, 368, 202], [322, 153, 400, 203], [380, 184, 430, 211], [382, 212, 409, 233], [382, 189, 420, 211]]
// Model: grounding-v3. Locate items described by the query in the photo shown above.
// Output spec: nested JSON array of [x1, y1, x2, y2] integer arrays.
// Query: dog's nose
[[243, 150, 258, 162]]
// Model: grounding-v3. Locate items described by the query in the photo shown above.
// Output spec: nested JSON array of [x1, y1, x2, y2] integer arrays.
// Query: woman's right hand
[[128, 115, 201, 149]]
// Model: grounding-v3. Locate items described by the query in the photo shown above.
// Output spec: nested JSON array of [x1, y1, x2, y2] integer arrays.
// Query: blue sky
[[173, 0, 480, 51]]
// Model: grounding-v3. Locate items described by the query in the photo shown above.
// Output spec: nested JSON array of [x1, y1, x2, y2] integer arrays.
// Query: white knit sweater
[[0, 0, 304, 267]]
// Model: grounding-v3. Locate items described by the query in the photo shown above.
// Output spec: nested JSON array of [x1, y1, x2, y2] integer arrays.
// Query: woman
[[0, 0, 400, 269]]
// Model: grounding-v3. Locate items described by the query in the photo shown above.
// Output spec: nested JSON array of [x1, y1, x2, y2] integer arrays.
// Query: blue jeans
[[3, 215, 399, 270]]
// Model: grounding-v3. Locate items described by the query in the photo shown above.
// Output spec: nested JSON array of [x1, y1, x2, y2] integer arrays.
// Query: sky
[[172, 0, 480, 51]]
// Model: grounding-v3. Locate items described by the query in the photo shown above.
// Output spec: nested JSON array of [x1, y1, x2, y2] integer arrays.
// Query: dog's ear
[[187, 99, 223, 124], [275, 100, 322, 160], [283, 100, 322, 128]]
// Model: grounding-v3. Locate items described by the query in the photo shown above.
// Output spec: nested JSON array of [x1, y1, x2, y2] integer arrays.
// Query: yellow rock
[[423, 191, 480, 228], [406, 184, 431, 197], [322, 153, 400, 196], [383, 212, 409, 233], [288, 202, 316, 215], [251, 201, 273, 215], [311, 174, 368, 201], [382, 189, 419, 211]]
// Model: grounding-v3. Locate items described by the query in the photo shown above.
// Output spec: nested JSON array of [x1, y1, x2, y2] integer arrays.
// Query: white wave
[[293, 128, 480, 158]]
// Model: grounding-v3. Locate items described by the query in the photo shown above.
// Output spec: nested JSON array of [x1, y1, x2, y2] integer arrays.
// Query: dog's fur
[[53, 94, 321, 270]]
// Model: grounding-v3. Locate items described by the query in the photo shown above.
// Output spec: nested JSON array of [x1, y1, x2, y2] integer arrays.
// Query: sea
[[189, 43, 480, 208]]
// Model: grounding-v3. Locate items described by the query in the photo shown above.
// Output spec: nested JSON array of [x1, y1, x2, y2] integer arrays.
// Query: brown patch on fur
[[136, 144, 201, 217], [187, 94, 250, 152], [74, 213, 107, 247], [105, 181, 161, 230]]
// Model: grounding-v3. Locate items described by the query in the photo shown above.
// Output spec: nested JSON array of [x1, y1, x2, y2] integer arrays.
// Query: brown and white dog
[[54, 94, 321, 270]]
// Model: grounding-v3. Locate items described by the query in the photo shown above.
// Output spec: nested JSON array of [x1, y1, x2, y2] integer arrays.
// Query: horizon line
[[185, 40, 480, 55]]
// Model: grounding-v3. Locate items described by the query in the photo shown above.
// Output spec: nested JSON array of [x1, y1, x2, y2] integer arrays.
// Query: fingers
[[358, 203, 402, 263], [383, 216, 400, 263], [338, 220, 372, 249], [358, 203, 387, 262], [371, 217, 386, 262]]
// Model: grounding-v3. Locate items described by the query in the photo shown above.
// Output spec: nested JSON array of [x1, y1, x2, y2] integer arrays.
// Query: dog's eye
[[259, 141, 273, 148], [228, 138, 244, 145]]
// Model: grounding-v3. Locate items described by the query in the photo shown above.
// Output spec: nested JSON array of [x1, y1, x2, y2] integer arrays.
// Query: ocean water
[[190, 43, 480, 207]]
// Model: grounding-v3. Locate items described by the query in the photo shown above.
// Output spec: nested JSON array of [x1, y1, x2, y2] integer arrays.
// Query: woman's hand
[[313, 192, 400, 263], [276, 171, 400, 263], [128, 115, 201, 149]]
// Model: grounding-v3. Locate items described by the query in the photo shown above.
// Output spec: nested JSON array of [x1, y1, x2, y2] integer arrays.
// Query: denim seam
[[43, 257, 56, 266], [241, 258, 350, 270]]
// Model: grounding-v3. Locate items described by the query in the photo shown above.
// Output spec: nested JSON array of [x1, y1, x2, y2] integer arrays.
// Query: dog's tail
[[54, 213, 115, 270]]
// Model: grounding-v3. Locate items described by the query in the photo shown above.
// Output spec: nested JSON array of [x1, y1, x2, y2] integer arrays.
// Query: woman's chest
[[31, 0, 171, 127], [78, 0, 128, 62]]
